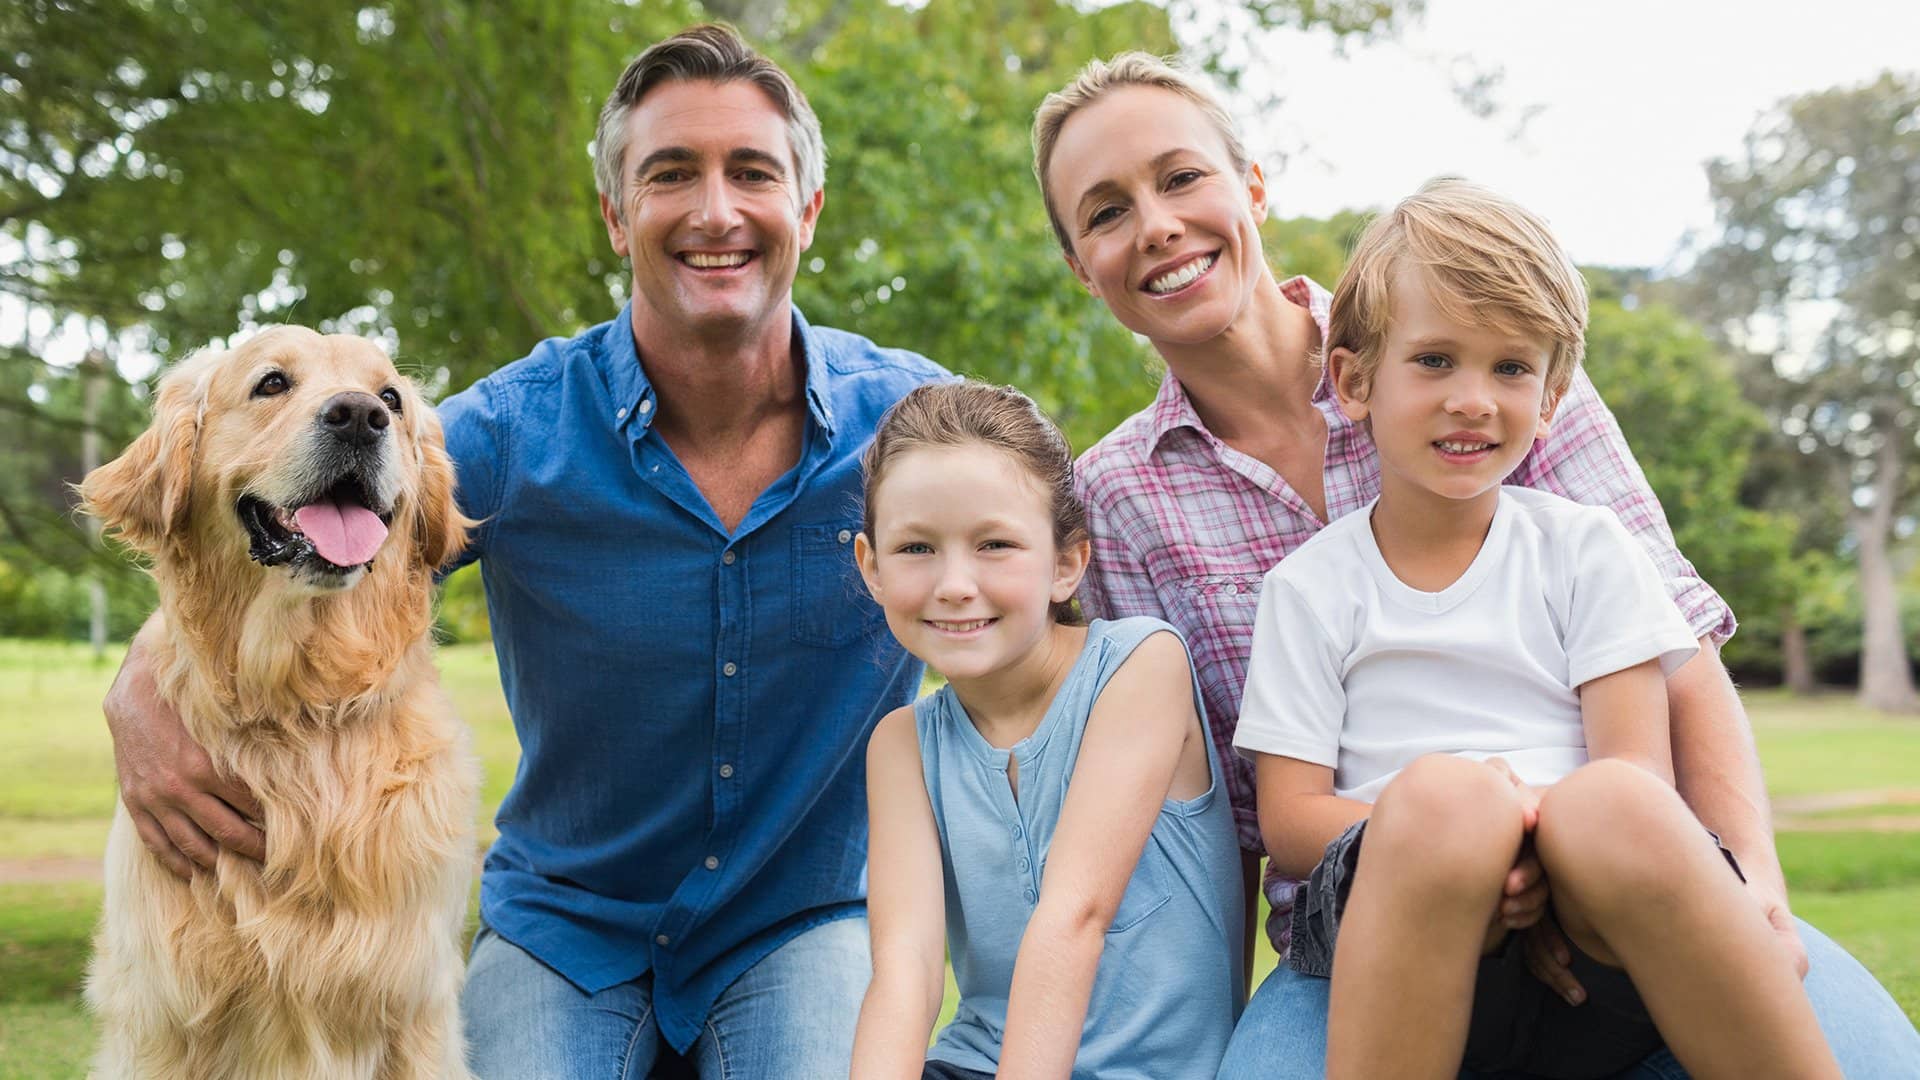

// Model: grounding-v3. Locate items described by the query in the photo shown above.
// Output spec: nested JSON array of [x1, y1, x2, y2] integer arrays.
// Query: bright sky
[[1238, 0, 1920, 272]]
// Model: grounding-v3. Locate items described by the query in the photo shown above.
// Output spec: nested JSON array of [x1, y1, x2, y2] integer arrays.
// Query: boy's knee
[[1368, 755, 1525, 877], [1537, 759, 1693, 903]]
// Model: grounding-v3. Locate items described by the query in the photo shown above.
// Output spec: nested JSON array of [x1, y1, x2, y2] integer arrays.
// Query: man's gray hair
[[593, 24, 826, 209]]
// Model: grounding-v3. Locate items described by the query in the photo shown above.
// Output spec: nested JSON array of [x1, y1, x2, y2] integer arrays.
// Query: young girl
[[849, 381, 1245, 1080]]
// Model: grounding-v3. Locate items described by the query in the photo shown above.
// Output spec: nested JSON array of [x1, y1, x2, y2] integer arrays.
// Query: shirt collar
[[1145, 274, 1336, 451], [602, 301, 837, 438]]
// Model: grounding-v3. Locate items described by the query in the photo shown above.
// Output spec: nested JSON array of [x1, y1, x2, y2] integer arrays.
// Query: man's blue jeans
[[461, 916, 869, 1079], [1216, 918, 1920, 1079]]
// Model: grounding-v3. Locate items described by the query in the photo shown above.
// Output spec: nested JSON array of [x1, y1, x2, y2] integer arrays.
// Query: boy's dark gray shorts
[[1289, 817, 1745, 1080]]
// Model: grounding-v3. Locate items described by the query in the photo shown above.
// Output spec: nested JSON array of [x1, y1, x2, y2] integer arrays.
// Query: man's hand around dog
[[105, 622, 265, 879]]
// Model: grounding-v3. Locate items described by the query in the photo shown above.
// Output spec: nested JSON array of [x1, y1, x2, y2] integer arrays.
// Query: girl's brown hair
[[862, 381, 1088, 624]]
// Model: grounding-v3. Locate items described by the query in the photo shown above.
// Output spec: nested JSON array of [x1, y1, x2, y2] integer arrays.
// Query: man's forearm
[[1668, 639, 1786, 897]]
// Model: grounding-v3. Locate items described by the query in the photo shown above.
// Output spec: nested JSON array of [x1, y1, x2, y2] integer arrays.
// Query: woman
[[1030, 51, 1920, 1078]]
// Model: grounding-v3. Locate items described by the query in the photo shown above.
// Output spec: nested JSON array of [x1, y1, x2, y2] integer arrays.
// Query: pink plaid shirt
[[1074, 277, 1736, 948]]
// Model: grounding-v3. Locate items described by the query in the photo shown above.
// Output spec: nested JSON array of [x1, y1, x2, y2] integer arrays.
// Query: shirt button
[[719, 763, 735, 779], [616, 406, 627, 419], [1025, 889, 1036, 903], [1017, 858, 1028, 871], [1012, 825, 1023, 838], [837, 529, 852, 543], [704, 856, 720, 870], [723, 662, 738, 677], [722, 550, 736, 565], [639, 399, 653, 414], [1223, 583, 1239, 595], [655, 934, 670, 946]]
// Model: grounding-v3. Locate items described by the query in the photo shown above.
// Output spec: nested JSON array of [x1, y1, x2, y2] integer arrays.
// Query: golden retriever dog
[[81, 325, 477, 1079]]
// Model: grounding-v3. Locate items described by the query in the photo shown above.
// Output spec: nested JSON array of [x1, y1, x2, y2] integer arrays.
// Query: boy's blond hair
[[1328, 178, 1588, 406], [1031, 51, 1249, 253]]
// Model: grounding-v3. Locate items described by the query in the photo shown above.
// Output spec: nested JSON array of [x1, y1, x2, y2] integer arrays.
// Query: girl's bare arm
[[851, 707, 949, 1080]]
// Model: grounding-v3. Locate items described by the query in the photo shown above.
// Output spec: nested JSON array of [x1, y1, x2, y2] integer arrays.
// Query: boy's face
[[1331, 266, 1558, 508]]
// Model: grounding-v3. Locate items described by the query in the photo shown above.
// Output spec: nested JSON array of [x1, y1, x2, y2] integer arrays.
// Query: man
[[102, 24, 946, 1078]]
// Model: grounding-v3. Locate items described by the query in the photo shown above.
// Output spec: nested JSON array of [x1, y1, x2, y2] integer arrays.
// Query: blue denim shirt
[[438, 302, 945, 1049]]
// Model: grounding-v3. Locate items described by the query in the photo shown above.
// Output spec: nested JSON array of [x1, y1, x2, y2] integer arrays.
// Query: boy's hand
[[1482, 757, 1541, 830], [1499, 845, 1549, 930], [1482, 844, 1549, 954], [1523, 921, 1587, 1006]]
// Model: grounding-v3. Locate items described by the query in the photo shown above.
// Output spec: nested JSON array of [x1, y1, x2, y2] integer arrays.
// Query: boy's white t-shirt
[[1233, 486, 1700, 802]]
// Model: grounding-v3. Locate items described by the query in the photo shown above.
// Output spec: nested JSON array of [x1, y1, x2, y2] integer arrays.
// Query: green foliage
[[786, 0, 1180, 452], [434, 563, 490, 644], [1261, 208, 1371, 289]]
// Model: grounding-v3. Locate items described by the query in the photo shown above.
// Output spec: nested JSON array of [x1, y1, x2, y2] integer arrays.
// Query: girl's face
[[1044, 85, 1271, 350], [856, 443, 1088, 685]]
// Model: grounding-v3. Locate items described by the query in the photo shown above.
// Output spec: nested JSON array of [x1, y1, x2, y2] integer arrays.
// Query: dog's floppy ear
[[81, 353, 209, 554], [409, 398, 473, 572]]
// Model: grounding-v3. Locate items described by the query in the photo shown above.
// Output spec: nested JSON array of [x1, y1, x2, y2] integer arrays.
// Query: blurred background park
[[2, 0, 1918, 1074]]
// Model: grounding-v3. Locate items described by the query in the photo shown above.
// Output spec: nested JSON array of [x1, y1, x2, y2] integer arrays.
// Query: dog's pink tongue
[[293, 502, 388, 567]]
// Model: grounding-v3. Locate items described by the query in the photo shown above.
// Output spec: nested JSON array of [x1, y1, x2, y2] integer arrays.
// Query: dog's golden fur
[[82, 326, 478, 1079]]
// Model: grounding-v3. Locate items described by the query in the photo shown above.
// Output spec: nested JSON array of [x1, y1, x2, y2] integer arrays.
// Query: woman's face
[[1045, 86, 1270, 350]]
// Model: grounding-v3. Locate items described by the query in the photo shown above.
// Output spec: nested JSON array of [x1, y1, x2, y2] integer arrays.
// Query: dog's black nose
[[318, 391, 390, 447]]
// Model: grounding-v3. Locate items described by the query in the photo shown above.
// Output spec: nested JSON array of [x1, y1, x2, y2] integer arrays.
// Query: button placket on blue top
[[981, 744, 1040, 907]]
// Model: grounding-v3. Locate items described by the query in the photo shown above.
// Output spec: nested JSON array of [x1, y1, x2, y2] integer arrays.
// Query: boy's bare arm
[[851, 708, 948, 1080], [1253, 754, 1370, 881], [1578, 658, 1675, 784]]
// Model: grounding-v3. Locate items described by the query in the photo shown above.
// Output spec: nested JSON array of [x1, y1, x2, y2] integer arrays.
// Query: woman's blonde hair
[[862, 382, 1088, 625], [1328, 178, 1588, 404], [1031, 51, 1249, 253]]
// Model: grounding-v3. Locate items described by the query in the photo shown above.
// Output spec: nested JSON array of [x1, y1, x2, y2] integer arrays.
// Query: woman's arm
[[996, 631, 1192, 1080], [1669, 644, 1804, 974], [1253, 754, 1369, 881], [851, 707, 949, 1080]]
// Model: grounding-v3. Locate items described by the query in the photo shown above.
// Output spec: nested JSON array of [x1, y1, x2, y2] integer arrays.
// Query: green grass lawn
[[3, 640, 1916, 1076]]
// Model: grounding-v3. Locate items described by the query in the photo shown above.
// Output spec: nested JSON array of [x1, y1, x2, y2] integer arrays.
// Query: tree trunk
[[1781, 609, 1816, 695], [1855, 433, 1918, 713]]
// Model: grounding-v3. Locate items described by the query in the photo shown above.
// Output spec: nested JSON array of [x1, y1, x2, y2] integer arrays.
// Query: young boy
[[1232, 179, 1839, 1080]]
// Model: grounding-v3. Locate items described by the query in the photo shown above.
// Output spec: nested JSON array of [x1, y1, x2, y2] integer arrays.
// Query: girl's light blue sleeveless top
[[919, 617, 1246, 1079]]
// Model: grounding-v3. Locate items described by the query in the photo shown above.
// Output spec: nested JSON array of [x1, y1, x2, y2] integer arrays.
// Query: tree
[[1685, 72, 1920, 713]]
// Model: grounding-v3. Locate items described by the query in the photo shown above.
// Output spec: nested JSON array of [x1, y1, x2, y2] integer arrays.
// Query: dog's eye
[[379, 387, 403, 413], [253, 372, 290, 398]]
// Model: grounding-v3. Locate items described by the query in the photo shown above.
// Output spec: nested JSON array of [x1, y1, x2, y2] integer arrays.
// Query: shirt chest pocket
[[790, 522, 887, 648], [1108, 848, 1173, 934]]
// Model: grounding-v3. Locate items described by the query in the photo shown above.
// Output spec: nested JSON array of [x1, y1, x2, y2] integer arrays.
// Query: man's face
[[601, 79, 822, 344]]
